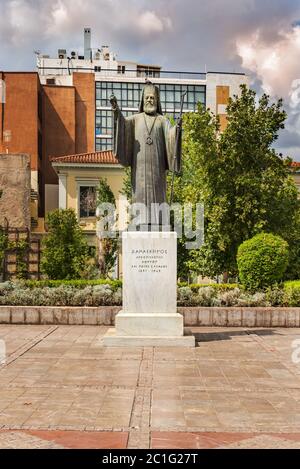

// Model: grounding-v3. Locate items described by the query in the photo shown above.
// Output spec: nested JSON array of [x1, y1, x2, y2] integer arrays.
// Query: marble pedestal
[[102, 231, 195, 347]]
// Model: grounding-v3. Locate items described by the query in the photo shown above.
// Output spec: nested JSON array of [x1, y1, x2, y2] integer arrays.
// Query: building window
[[79, 186, 96, 218], [117, 65, 126, 74], [96, 138, 113, 151], [137, 67, 160, 78]]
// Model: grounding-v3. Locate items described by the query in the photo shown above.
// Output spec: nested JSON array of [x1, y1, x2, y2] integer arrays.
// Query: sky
[[1, 0, 300, 159]]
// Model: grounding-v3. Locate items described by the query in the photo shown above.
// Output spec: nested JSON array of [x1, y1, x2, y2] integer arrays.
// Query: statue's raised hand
[[109, 94, 118, 111]]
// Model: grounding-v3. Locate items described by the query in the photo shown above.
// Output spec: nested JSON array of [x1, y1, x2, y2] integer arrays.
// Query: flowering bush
[[1, 281, 300, 307]]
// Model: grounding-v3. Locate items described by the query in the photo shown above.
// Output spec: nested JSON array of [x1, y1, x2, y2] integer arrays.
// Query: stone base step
[[115, 311, 183, 337], [101, 327, 195, 347]]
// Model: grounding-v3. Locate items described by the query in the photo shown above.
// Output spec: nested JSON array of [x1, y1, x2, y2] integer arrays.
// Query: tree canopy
[[42, 209, 89, 280], [175, 85, 300, 280]]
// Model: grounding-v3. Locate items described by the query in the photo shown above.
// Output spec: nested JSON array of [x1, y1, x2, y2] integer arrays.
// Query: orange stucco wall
[[0, 72, 40, 171], [43, 85, 76, 185], [73, 73, 95, 154], [0, 72, 96, 214]]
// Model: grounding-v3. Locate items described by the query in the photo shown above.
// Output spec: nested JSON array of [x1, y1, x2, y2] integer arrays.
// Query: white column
[[58, 173, 67, 209]]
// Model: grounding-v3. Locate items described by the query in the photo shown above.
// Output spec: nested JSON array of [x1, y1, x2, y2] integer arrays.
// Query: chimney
[[84, 27, 91, 60]]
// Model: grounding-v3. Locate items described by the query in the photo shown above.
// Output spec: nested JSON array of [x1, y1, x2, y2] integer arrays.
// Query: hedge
[[177, 283, 239, 292], [22, 279, 122, 290], [283, 281, 300, 307], [24, 280, 238, 292], [1, 280, 300, 307]]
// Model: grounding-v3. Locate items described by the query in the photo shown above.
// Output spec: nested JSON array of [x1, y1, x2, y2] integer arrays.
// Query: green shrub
[[219, 288, 241, 306], [284, 280, 300, 289], [236, 291, 269, 307], [0, 283, 121, 306], [21, 278, 122, 290], [177, 287, 196, 306], [265, 284, 285, 306], [178, 282, 239, 292], [96, 178, 119, 278], [0, 229, 8, 275], [4, 281, 300, 307], [0, 281, 14, 296], [283, 281, 300, 307], [80, 260, 99, 280], [237, 233, 289, 291], [41, 209, 90, 280], [25, 280, 235, 293], [195, 287, 219, 306]]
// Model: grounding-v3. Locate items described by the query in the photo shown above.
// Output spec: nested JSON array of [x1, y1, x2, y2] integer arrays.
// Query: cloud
[[235, 23, 300, 161], [277, 94, 300, 160], [4, 0, 41, 45], [46, 0, 69, 36], [236, 26, 300, 97], [138, 11, 172, 35]]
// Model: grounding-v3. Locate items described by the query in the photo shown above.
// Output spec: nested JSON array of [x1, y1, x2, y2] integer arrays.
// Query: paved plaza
[[0, 325, 300, 448]]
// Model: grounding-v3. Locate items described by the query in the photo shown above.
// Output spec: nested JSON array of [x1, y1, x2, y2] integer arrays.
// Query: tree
[[42, 209, 89, 279], [182, 85, 299, 279], [0, 227, 8, 279], [121, 167, 132, 203], [96, 178, 119, 278], [281, 206, 300, 280], [167, 104, 220, 279]]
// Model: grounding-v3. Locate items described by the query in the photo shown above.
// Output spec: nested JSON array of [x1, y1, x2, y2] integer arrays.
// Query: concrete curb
[[0, 306, 300, 327]]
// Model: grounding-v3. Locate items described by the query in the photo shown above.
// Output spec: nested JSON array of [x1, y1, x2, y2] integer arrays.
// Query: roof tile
[[50, 151, 118, 165]]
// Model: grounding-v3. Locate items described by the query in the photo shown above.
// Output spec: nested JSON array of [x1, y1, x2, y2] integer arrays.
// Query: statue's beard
[[144, 103, 156, 115]]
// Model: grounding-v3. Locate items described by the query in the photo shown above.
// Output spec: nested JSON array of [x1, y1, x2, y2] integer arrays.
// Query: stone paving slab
[[0, 431, 64, 449], [151, 431, 300, 449], [0, 325, 300, 448], [0, 430, 128, 449]]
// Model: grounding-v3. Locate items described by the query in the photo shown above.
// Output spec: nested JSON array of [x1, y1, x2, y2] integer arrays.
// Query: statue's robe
[[113, 111, 181, 224]]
